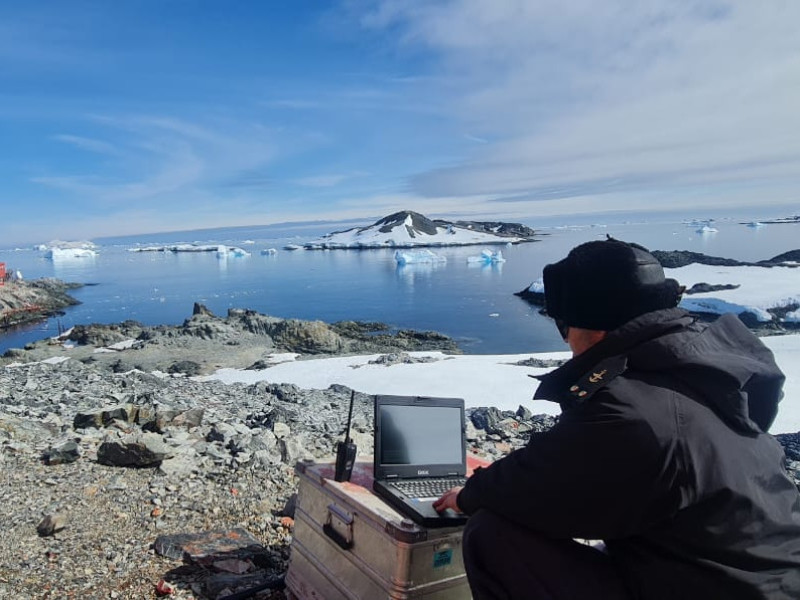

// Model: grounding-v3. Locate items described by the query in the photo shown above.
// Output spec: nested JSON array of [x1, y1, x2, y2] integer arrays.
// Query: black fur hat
[[543, 238, 683, 331]]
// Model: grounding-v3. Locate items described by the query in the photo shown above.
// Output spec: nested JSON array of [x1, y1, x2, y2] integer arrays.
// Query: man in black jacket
[[434, 238, 800, 599]]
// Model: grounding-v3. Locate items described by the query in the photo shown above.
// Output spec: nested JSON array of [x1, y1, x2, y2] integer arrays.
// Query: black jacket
[[458, 308, 800, 599]]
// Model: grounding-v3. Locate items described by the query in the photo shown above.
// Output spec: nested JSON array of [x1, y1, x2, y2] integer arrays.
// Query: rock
[[154, 528, 265, 561], [272, 422, 290, 440], [171, 407, 204, 428], [0, 414, 59, 443], [650, 250, 749, 269], [37, 512, 67, 536], [159, 451, 202, 476], [68, 323, 131, 347], [97, 432, 173, 467], [73, 405, 132, 430], [684, 283, 741, 294], [513, 357, 568, 369], [155, 578, 176, 596], [278, 436, 314, 464], [167, 361, 202, 377], [193, 302, 215, 317], [0, 278, 81, 330], [207, 422, 238, 444], [43, 439, 80, 465], [281, 494, 297, 518], [465, 419, 484, 442], [470, 407, 503, 432]]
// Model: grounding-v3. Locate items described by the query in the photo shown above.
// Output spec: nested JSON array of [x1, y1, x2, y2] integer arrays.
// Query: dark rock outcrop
[[0, 278, 82, 330]]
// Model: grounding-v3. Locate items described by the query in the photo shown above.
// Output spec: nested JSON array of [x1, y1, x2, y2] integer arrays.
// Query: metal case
[[287, 460, 471, 600]]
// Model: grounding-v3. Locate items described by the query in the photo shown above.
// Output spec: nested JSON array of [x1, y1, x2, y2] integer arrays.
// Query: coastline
[[0, 279, 81, 331]]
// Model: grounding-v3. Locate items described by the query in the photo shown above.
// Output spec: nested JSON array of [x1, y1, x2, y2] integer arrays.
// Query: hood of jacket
[[535, 308, 785, 433]]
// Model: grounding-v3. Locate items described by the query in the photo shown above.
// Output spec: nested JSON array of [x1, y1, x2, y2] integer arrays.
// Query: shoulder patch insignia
[[568, 355, 628, 403]]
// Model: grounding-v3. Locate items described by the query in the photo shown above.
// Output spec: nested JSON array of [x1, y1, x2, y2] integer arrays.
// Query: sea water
[[1, 218, 798, 355]]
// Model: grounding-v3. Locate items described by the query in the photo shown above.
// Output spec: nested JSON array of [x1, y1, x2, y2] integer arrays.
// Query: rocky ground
[[1, 302, 460, 377], [0, 306, 466, 599], [0, 340, 554, 599], [2, 354, 798, 600]]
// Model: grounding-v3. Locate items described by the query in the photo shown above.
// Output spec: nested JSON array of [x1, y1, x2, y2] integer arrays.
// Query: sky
[[2, 1, 800, 246]]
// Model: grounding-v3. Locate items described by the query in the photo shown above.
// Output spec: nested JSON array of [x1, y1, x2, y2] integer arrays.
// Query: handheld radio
[[334, 390, 357, 482]]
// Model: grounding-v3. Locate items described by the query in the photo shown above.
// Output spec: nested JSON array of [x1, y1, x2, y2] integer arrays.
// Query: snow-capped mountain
[[303, 211, 536, 249]]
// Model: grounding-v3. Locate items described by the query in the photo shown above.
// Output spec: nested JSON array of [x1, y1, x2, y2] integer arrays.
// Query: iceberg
[[261, 248, 278, 255], [527, 278, 545, 294], [129, 244, 220, 253], [45, 247, 97, 259], [394, 249, 446, 265], [696, 225, 718, 234], [217, 245, 250, 258], [467, 249, 506, 264], [41, 239, 98, 259]]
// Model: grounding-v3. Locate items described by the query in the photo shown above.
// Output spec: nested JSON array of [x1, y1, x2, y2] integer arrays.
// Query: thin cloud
[[52, 134, 118, 155], [358, 0, 800, 213]]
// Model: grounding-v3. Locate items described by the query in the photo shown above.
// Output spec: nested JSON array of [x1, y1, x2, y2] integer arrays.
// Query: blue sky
[[2, 1, 799, 245]]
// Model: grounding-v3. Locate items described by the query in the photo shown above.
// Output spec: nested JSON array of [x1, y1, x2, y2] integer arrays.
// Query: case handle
[[324, 503, 354, 551]]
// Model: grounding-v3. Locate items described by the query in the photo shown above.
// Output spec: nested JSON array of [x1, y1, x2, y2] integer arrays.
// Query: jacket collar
[[533, 308, 692, 407]]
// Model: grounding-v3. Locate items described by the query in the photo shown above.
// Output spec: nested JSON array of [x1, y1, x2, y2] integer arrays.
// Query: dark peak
[[374, 210, 439, 235]]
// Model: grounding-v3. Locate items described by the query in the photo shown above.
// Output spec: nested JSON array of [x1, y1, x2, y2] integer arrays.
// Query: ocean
[[1, 217, 798, 356]]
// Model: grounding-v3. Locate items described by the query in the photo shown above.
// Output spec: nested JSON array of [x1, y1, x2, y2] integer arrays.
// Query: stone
[[278, 436, 313, 464], [159, 452, 202, 477], [153, 528, 264, 561], [73, 405, 132, 430], [37, 512, 67, 537], [272, 422, 290, 440], [0, 414, 59, 443], [470, 407, 503, 432], [97, 433, 173, 467], [43, 439, 81, 465], [207, 422, 238, 444], [172, 407, 204, 428], [167, 361, 202, 377]]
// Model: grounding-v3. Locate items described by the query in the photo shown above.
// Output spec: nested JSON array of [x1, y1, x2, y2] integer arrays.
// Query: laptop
[[372, 395, 469, 528]]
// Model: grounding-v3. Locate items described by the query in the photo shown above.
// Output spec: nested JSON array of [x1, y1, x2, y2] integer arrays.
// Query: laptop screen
[[374, 396, 466, 479]]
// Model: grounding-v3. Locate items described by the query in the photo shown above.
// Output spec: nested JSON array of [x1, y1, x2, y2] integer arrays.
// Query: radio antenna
[[344, 389, 355, 443], [334, 390, 358, 482]]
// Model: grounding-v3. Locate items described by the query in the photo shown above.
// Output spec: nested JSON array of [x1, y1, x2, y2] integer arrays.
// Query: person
[[434, 237, 800, 599]]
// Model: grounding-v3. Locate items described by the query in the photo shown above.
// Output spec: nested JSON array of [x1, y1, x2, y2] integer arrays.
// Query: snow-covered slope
[[304, 210, 536, 249]]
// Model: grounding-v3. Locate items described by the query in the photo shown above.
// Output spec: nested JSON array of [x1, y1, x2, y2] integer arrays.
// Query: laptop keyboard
[[390, 477, 467, 499]]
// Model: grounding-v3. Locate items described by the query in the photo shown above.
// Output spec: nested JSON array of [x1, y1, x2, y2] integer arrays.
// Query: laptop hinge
[[386, 474, 398, 479]]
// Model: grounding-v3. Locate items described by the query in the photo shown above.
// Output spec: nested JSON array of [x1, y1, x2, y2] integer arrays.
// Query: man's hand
[[433, 486, 464, 514]]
